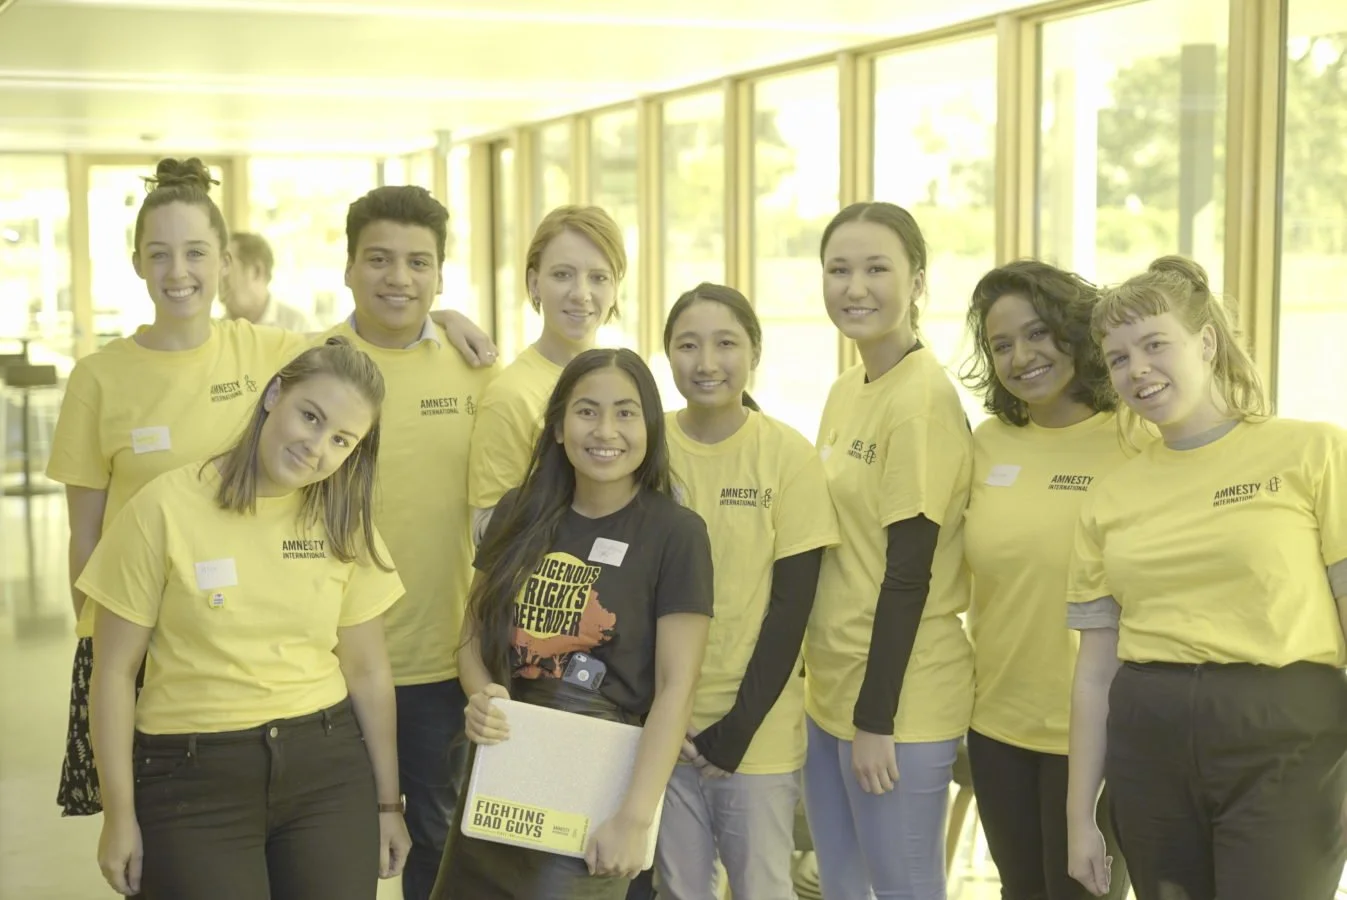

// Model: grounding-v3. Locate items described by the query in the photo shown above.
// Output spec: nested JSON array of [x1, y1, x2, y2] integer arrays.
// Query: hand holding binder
[[460, 697, 664, 869]]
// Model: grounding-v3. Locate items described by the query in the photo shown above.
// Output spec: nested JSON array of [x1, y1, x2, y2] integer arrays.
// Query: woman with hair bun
[[48, 157, 314, 817], [47, 157, 492, 821], [1066, 257, 1347, 900]]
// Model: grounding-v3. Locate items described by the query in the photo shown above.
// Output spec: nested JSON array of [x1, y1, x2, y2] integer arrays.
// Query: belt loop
[[322, 708, 333, 736], [187, 734, 198, 764]]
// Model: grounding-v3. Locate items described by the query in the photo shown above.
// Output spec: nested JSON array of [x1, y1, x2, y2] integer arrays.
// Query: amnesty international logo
[[513, 552, 615, 679], [847, 439, 878, 465]]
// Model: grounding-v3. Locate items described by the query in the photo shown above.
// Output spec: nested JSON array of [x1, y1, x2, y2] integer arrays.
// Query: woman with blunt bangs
[[805, 201, 974, 900], [87, 337, 410, 899], [435, 349, 714, 900], [655, 283, 839, 900], [959, 259, 1130, 900], [1067, 257, 1347, 900]]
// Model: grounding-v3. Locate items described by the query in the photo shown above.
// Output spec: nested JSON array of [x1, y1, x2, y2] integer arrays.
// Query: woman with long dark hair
[[433, 348, 714, 900], [46, 158, 494, 823], [86, 337, 410, 898]]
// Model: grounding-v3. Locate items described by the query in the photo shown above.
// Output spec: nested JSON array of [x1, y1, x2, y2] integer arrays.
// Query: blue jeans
[[803, 717, 957, 900], [396, 679, 468, 900]]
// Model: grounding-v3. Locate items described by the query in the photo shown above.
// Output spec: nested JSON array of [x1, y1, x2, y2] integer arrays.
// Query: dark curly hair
[[960, 260, 1116, 426]]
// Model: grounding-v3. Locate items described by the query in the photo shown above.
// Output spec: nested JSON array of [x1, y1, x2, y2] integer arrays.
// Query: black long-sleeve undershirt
[[693, 548, 824, 772], [852, 514, 940, 735]]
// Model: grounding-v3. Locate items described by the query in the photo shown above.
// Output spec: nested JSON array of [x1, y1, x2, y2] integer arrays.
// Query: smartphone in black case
[[562, 652, 607, 692]]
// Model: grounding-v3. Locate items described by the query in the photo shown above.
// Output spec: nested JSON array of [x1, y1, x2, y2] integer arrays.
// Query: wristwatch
[[378, 795, 405, 814]]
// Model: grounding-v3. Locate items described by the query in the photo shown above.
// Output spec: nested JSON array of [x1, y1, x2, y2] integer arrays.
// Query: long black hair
[[468, 348, 671, 685]]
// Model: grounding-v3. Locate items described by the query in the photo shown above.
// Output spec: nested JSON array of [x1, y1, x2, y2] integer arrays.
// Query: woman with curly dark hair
[[958, 260, 1131, 899]]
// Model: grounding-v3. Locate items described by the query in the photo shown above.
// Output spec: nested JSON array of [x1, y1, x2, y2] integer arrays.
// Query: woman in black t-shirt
[[432, 348, 715, 900]]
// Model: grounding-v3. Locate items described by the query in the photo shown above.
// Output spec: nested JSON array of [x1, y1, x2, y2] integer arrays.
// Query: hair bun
[[1148, 254, 1210, 294], [147, 157, 217, 193]]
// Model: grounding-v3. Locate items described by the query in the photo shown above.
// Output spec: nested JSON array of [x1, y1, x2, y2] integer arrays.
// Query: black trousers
[[968, 730, 1128, 900], [134, 698, 378, 900], [1107, 661, 1347, 900]]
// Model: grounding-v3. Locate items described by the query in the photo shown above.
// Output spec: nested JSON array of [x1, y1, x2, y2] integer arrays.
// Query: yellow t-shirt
[[467, 346, 564, 509], [668, 410, 840, 774], [806, 348, 975, 743], [46, 320, 311, 637], [325, 321, 499, 685], [1068, 418, 1347, 666], [78, 463, 404, 734], [964, 412, 1135, 754]]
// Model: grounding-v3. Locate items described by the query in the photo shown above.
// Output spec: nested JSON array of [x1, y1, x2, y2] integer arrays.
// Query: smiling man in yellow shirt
[[326, 185, 498, 900]]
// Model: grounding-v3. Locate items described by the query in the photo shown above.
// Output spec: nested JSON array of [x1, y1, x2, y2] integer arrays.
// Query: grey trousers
[[655, 763, 801, 900]]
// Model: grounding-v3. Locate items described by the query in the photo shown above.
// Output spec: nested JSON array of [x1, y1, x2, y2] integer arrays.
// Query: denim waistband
[[134, 697, 354, 750]]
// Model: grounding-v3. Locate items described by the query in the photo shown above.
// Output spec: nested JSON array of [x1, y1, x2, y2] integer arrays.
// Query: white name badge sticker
[[195, 558, 239, 591], [985, 464, 1022, 487], [131, 426, 172, 455], [588, 538, 629, 567]]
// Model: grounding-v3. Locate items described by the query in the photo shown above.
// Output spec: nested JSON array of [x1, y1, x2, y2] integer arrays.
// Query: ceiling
[[0, 0, 1029, 156]]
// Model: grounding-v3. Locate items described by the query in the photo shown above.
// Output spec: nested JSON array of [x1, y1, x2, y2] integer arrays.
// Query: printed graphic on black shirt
[[512, 551, 616, 679]]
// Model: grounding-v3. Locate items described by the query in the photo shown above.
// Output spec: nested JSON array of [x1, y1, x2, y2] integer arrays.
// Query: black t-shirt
[[477, 488, 714, 717]]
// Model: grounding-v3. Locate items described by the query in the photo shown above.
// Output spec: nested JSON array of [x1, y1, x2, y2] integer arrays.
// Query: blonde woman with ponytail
[[1065, 257, 1347, 900]]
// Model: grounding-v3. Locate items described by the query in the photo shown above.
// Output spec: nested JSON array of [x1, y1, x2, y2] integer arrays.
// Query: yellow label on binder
[[464, 795, 590, 854]]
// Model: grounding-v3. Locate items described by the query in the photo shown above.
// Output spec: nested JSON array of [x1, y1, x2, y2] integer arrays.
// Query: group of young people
[[49, 155, 1347, 900]]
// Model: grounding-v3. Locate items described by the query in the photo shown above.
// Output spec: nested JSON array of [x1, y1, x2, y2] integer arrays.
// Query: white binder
[[459, 698, 664, 868]]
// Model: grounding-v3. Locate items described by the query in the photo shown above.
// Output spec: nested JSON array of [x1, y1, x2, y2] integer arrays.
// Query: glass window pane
[[444, 145, 475, 318], [874, 35, 998, 426], [753, 67, 839, 441], [590, 107, 641, 351], [407, 151, 434, 190], [0, 155, 72, 365], [248, 157, 377, 330], [663, 91, 726, 313], [381, 156, 407, 186], [535, 122, 573, 224], [658, 91, 727, 410], [1278, 3, 1347, 428], [493, 144, 524, 361], [1038, 0, 1228, 288]]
